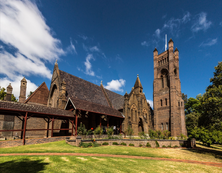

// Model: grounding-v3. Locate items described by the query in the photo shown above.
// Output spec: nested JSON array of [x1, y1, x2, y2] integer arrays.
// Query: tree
[[181, 93, 188, 105], [0, 88, 6, 100], [199, 62, 222, 130], [27, 91, 34, 98], [0, 87, 17, 102]]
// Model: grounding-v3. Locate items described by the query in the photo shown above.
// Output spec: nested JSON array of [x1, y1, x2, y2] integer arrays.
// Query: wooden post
[[107, 116, 109, 128], [119, 119, 122, 133], [22, 112, 28, 145], [75, 114, 78, 136], [71, 120, 74, 136], [100, 116, 101, 128], [47, 118, 49, 138], [51, 118, 54, 137]]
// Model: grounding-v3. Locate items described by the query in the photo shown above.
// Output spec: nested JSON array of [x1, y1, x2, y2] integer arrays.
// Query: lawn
[[0, 141, 222, 172], [0, 140, 221, 163], [0, 155, 221, 173]]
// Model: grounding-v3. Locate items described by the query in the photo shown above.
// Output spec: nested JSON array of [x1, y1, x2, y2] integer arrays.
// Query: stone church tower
[[153, 39, 187, 137], [19, 77, 27, 103], [123, 75, 153, 135]]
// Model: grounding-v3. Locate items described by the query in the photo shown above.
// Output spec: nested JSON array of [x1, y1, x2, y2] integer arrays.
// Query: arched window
[[161, 123, 164, 130], [178, 102, 180, 106], [160, 99, 163, 106], [131, 109, 133, 121], [181, 102, 183, 106], [161, 75, 164, 88], [165, 98, 167, 106], [135, 110, 137, 122]]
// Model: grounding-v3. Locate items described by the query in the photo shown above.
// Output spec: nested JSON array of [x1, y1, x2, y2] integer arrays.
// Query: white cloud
[[78, 35, 88, 40], [67, 38, 77, 54], [199, 38, 217, 47], [0, 76, 38, 99], [0, 50, 52, 79], [104, 79, 125, 92], [191, 12, 212, 32], [0, 0, 64, 86], [84, 54, 95, 76], [141, 41, 149, 47], [154, 29, 161, 38], [163, 12, 191, 35], [147, 99, 153, 108], [89, 46, 100, 52]]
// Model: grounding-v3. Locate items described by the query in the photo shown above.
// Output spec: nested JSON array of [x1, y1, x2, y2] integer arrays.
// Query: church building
[[0, 39, 187, 139]]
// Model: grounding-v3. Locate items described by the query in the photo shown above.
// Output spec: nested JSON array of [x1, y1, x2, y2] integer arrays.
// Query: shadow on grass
[[197, 142, 222, 150], [182, 147, 222, 160], [0, 159, 49, 173]]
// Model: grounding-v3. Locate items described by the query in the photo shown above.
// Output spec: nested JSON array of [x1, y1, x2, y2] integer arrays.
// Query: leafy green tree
[[185, 97, 202, 115], [199, 62, 222, 130], [27, 91, 34, 98], [182, 93, 188, 105], [0, 88, 6, 100], [0, 87, 17, 102]]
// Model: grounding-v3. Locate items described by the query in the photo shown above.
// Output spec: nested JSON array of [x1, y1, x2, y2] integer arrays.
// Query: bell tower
[[19, 77, 27, 103], [153, 39, 187, 137]]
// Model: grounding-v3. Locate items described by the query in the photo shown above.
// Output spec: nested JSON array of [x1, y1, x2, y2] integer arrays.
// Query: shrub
[[173, 145, 179, 148], [102, 142, 109, 145], [77, 122, 87, 135], [169, 137, 176, 140], [119, 133, 123, 139], [129, 143, 134, 146], [112, 142, 119, 145], [162, 145, 167, 148], [92, 142, 100, 147], [139, 144, 143, 147], [86, 129, 93, 135], [146, 142, 151, 147], [79, 142, 93, 148], [163, 130, 171, 139], [125, 125, 134, 139], [155, 140, 159, 148], [167, 144, 172, 148], [93, 126, 103, 135], [107, 126, 114, 137], [138, 131, 148, 139], [180, 133, 187, 140], [120, 142, 127, 146]]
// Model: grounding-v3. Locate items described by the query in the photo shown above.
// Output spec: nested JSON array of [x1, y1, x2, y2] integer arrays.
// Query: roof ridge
[[100, 85, 113, 108], [59, 70, 102, 88], [60, 70, 123, 97], [69, 96, 117, 110], [24, 82, 48, 103]]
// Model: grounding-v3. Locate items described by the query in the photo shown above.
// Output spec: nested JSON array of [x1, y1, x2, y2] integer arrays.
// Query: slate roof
[[59, 70, 124, 115], [25, 82, 49, 105], [0, 100, 73, 117], [69, 97, 123, 118]]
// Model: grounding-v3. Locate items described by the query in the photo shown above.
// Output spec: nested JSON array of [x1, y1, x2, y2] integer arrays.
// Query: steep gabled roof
[[25, 82, 49, 105], [69, 97, 123, 118], [59, 70, 124, 113], [0, 100, 73, 117]]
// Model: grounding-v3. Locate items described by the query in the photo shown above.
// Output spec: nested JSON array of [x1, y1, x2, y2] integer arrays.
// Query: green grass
[[0, 156, 221, 173], [0, 140, 221, 163]]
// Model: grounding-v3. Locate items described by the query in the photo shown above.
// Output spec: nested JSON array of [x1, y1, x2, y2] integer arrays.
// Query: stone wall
[[67, 138, 186, 148], [0, 136, 68, 148]]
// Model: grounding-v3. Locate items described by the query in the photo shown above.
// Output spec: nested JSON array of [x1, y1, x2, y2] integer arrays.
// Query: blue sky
[[0, 0, 221, 107]]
